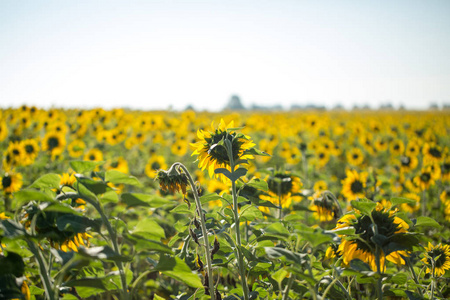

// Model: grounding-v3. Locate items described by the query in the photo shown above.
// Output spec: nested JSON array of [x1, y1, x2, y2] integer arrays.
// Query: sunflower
[[390, 139, 405, 156], [413, 165, 437, 190], [190, 119, 255, 179], [421, 243, 450, 277], [5, 141, 25, 167], [84, 148, 104, 162], [330, 205, 411, 271], [422, 142, 443, 164], [106, 157, 129, 174], [67, 139, 86, 158], [341, 169, 368, 201], [374, 137, 388, 152], [156, 168, 188, 195], [313, 147, 330, 168], [42, 131, 66, 158], [442, 159, 450, 182], [171, 140, 188, 157], [0, 171, 23, 194], [398, 193, 420, 213], [398, 154, 418, 174], [309, 192, 339, 222], [347, 147, 364, 166], [313, 180, 328, 192], [145, 155, 168, 178], [21, 139, 40, 166], [260, 171, 302, 209]]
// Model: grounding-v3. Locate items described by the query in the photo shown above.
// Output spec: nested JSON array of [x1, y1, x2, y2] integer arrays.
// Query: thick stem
[[422, 189, 427, 217], [176, 163, 215, 300], [282, 274, 295, 300], [27, 239, 56, 300], [232, 179, 250, 300]]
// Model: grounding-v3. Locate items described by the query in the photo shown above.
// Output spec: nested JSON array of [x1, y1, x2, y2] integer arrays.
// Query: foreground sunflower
[[191, 119, 255, 179], [421, 242, 450, 277], [327, 204, 413, 271]]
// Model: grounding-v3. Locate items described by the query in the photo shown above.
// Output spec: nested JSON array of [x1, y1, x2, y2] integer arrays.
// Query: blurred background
[[1, 0, 449, 111]]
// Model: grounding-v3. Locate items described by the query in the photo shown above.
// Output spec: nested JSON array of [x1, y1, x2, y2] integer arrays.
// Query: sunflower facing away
[[327, 204, 412, 271], [260, 171, 302, 209], [191, 119, 256, 179], [421, 242, 450, 277]]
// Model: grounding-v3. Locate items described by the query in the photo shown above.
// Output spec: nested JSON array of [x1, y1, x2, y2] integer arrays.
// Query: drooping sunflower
[[191, 119, 255, 179], [341, 169, 368, 201], [42, 131, 66, 158], [260, 171, 302, 209], [21, 139, 40, 166], [309, 192, 339, 222], [421, 242, 450, 277], [329, 204, 412, 271], [145, 155, 168, 178], [67, 139, 86, 158], [0, 171, 23, 194]]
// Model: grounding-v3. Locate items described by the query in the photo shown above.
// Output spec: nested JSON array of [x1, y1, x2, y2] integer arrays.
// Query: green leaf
[[239, 204, 263, 222], [64, 278, 107, 290], [215, 168, 233, 180], [156, 256, 203, 288], [264, 247, 308, 264], [350, 200, 377, 216], [390, 197, 417, 207], [121, 193, 171, 208], [230, 167, 247, 181], [124, 234, 173, 254], [247, 196, 279, 208], [327, 227, 355, 235], [349, 259, 371, 272], [105, 170, 142, 187], [387, 273, 407, 285], [131, 219, 166, 240], [0, 219, 26, 238], [200, 193, 224, 204], [13, 190, 54, 205], [271, 268, 289, 290], [56, 215, 101, 233], [170, 203, 194, 215], [243, 148, 271, 157], [42, 202, 82, 215], [70, 161, 104, 173], [247, 178, 268, 191], [264, 222, 290, 238], [414, 216, 441, 228], [100, 190, 119, 203], [77, 177, 110, 195], [77, 246, 131, 262], [29, 173, 61, 190]]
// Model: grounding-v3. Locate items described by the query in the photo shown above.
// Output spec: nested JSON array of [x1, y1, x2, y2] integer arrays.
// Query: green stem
[[282, 274, 295, 300], [430, 259, 436, 300], [26, 239, 56, 300], [232, 179, 250, 300], [406, 257, 424, 297], [422, 189, 427, 217], [175, 163, 215, 300]]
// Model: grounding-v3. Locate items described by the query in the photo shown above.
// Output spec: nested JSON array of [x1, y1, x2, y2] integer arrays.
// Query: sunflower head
[[156, 166, 188, 195], [0, 171, 23, 194], [422, 242, 450, 277], [191, 119, 262, 179]]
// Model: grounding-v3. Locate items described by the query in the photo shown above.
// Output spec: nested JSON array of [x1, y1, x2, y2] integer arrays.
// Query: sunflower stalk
[[405, 257, 424, 297], [26, 239, 56, 300], [173, 163, 215, 300], [224, 136, 250, 300]]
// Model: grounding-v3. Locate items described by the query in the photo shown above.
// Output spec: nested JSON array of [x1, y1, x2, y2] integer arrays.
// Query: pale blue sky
[[1, 0, 449, 110]]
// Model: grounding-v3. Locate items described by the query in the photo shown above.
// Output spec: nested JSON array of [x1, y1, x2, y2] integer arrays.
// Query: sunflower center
[[12, 149, 20, 156], [429, 147, 442, 158], [25, 144, 35, 154], [350, 180, 364, 194], [48, 137, 59, 150], [420, 172, 431, 183], [111, 162, 119, 168], [352, 154, 359, 160], [268, 174, 293, 196], [152, 162, 161, 170], [443, 163, 450, 173], [89, 155, 96, 160], [2, 176, 12, 188], [401, 156, 411, 166]]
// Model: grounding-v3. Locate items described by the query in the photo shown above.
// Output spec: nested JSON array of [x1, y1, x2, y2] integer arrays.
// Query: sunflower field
[[0, 106, 449, 300]]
